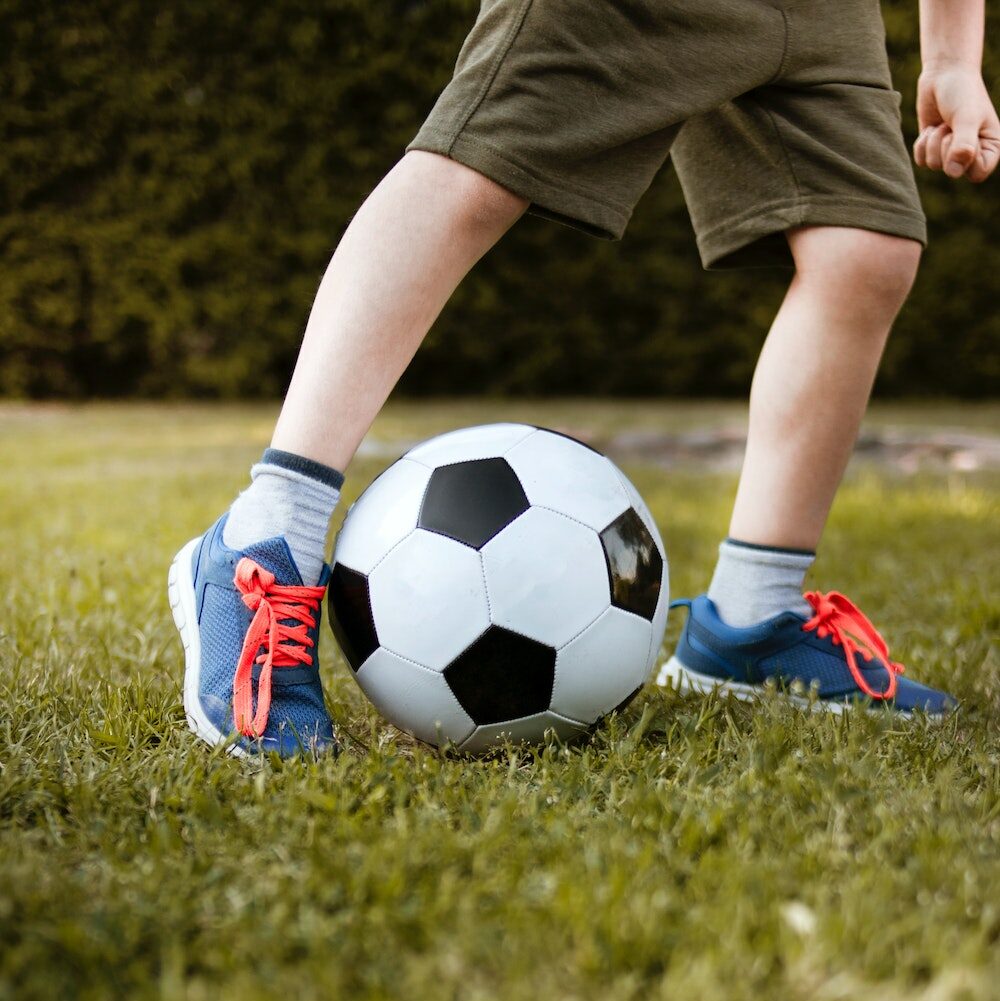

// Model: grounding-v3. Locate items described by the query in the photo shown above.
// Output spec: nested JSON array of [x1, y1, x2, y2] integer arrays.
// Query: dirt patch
[[599, 426, 1000, 472]]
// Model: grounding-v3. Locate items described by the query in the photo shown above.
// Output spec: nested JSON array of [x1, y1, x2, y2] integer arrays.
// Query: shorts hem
[[698, 197, 928, 270], [407, 127, 632, 240]]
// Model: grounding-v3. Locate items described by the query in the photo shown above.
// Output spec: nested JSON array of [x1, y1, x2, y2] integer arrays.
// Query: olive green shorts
[[407, 0, 926, 268]]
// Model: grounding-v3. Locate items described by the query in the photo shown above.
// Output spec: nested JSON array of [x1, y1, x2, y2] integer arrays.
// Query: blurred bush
[[1, 0, 997, 398]]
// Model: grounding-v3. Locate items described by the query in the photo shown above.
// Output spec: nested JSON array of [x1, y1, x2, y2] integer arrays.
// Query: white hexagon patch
[[368, 529, 490, 671], [553, 606, 652, 723], [482, 507, 610, 648], [333, 458, 430, 574], [505, 430, 630, 531], [459, 711, 586, 754], [356, 648, 476, 746], [405, 423, 536, 469]]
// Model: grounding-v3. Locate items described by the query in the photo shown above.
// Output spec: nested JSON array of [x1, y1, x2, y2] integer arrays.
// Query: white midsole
[[167, 538, 247, 756], [656, 655, 848, 714], [664, 652, 960, 724], [657, 654, 952, 721]]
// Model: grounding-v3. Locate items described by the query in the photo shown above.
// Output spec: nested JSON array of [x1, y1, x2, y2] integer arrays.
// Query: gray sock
[[707, 538, 814, 627], [223, 448, 344, 586]]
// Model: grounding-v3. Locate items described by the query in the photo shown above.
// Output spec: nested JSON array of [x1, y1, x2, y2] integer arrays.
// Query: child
[[169, 0, 998, 754]]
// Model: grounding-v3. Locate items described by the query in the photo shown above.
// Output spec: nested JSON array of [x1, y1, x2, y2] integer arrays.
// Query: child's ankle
[[707, 537, 814, 627], [223, 448, 344, 586]]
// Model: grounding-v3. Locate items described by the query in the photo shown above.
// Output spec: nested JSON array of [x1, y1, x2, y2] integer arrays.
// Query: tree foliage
[[1, 0, 997, 398]]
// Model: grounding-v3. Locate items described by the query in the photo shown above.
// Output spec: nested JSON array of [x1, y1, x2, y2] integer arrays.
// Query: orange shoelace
[[231, 558, 326, 739], [802, 590, 905, 700]]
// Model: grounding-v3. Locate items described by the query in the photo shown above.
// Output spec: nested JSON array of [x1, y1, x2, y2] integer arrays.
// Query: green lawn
[[1, 402, 998, 1001]]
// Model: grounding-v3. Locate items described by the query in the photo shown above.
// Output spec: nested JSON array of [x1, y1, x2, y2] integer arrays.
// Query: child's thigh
[[408, 0, 786, 240], [672, 0, 924, 271], [672, 82, 925, 271]]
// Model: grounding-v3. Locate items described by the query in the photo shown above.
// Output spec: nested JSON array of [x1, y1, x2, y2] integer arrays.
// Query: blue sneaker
[[167, 514, 337, 756], [658, 591, 956, 718]]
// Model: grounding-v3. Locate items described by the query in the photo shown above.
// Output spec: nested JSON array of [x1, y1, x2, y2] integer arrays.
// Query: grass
[[1, 401, 998, 1001]]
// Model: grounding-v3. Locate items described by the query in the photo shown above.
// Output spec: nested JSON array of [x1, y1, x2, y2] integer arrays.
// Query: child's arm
[[913, 0, 998, 181]]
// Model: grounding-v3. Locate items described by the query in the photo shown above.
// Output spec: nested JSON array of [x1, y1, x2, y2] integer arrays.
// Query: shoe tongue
[[242, 536, 303, 587]]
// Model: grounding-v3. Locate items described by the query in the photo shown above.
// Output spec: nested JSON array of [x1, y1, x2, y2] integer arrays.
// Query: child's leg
[[730, 226, 921, 551], [229, 151, 525, 575], [272, 150, 528, 472], [667, 226, 952, 714], [172, 152, 525, 756], [707, 226, 920, 626]]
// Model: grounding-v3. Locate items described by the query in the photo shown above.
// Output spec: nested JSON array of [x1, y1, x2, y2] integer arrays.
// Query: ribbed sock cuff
[[725, 537, 816, 559], [261, 448, 344, 490]]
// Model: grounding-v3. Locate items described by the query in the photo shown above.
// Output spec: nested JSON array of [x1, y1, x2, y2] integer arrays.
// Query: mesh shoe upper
[[673, 594, 956, 715], [192, 515, 336, 755]]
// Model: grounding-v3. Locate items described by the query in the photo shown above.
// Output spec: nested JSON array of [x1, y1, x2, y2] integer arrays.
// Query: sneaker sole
[[167, 538, 248, 757], [656, 656, 941, 720]]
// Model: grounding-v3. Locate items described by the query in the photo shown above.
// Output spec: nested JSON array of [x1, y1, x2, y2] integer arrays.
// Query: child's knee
[[790, 226, 922, 312], [853, 233, 921, 307]]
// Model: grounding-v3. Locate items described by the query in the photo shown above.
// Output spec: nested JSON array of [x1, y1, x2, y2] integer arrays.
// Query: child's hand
[[913, 65, 999, 182]]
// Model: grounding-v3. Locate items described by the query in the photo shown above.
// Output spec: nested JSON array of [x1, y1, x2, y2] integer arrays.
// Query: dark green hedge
[[1, 0, 997, 398]]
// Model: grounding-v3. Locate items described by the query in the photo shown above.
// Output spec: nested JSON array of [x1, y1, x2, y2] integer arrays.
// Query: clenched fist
[[913, 64, 999, 181]]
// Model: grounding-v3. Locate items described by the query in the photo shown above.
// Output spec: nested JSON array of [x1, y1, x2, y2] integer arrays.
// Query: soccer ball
[[328, 424, 669, 752]]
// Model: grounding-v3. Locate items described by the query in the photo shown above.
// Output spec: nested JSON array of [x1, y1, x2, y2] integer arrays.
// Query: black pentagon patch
[[327, 563, 378, 671], [418, 457, 529, 550], [599, 508, 662, 621], [443, 626, 556, 725]]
